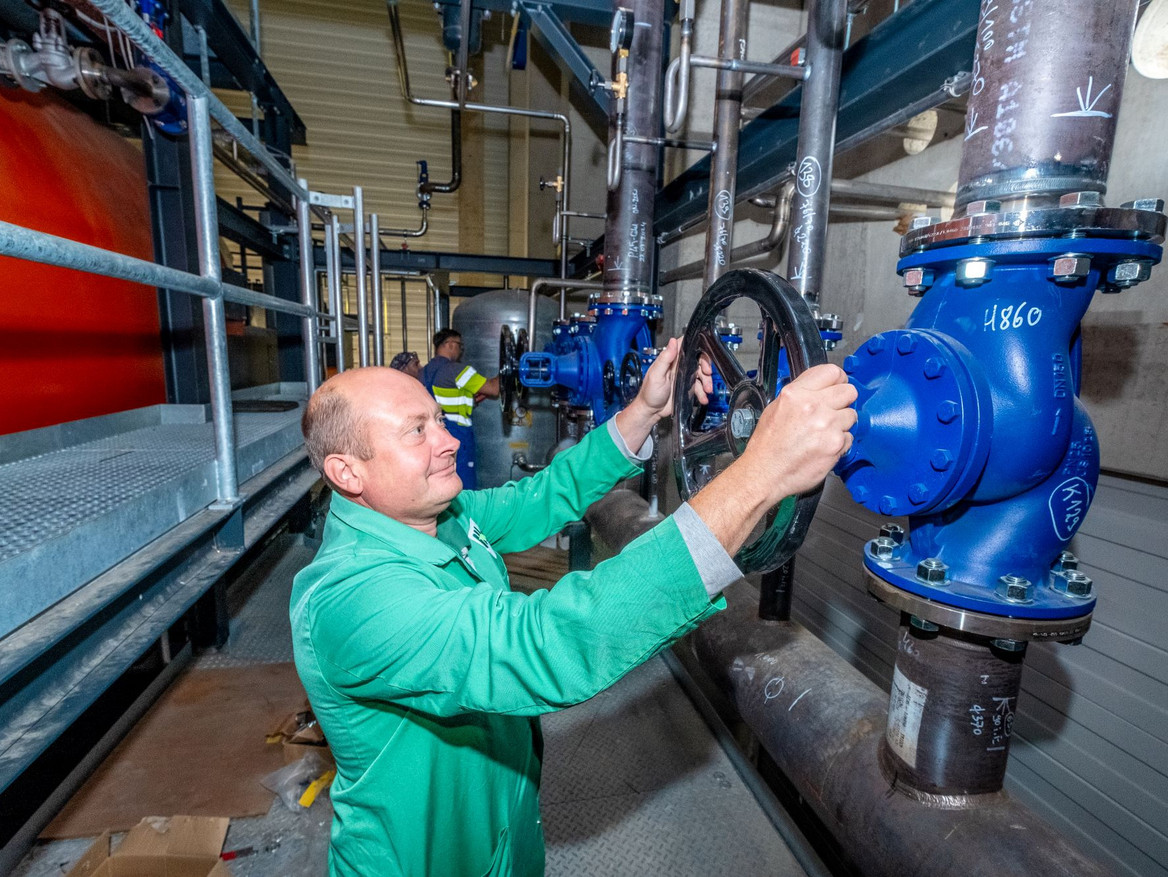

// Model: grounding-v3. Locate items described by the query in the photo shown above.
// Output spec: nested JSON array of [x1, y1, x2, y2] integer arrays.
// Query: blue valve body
[[518, 298, 660, 424], [837, 236, 1161, 619]]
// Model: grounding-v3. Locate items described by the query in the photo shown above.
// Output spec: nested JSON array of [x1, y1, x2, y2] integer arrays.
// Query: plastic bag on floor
[[260, 750, 335, 811]]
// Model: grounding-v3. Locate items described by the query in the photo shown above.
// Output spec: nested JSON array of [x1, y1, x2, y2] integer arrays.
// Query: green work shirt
[[290, 424, 725, 877]]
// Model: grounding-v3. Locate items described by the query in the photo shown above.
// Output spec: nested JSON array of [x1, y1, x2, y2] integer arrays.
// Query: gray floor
[[15, 533, 809, 877]]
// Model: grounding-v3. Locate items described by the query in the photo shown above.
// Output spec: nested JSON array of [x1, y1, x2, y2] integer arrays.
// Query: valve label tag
[[886, 666, 928, 768], [1049, 476, 1092, 542]]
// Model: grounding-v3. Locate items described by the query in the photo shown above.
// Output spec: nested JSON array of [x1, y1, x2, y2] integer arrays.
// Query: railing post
[[188, 94, 239, 505], [297, 177, 322, 394], [353, 186, 369, 367], [370, 213, 384, 365]]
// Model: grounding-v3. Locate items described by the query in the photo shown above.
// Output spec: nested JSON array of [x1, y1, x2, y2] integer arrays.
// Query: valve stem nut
[[916, 557, 948, 585], [1051, 569, 1094, 599], [902, 266, 934, 296], [879, 523, 905, 545], [871, 536, 898, 561], [997, 574, 1034, 603], [1049, 254, 1091, 284], [955, 258, 994, 287]]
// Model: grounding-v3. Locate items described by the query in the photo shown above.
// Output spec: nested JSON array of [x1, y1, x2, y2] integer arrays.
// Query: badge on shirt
[[467, 519, 498, 558]]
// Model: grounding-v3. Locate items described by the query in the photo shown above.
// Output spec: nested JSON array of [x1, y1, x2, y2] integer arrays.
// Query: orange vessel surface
[[0, 91, 165, 435]]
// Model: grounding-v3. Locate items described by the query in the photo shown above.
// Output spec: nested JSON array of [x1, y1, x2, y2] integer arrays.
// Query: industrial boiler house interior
[[0, 0, 1165, 875]]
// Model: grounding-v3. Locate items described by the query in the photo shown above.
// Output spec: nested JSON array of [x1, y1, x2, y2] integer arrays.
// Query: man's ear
[[323, 453, 364, 497]]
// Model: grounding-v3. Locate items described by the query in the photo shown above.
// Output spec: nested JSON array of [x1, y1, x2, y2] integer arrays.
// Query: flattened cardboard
[[65, 816, 232, 877]]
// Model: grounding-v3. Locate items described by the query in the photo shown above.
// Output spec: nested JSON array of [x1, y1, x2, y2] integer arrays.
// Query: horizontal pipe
[[690, 54, 806, 80], [83, 0, 308, 203], [0, 219, 318, 318], [589, 490, 1115, 877], [625, 134, 716, 151], [526, 278, 604, 342]]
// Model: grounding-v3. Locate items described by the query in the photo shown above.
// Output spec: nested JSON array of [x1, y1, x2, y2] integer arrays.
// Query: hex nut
[[1122, 198, 1165, 212], [1052, 550, 1078, 572], [991, 638, 1026, 653], [902, 266, 935, 296], [965, 199, 1002, 215], [871, 537, 897, 560], [867, 335, 887, 354], [909, 616, 939, 632], [879, 495, 899, 515], [956, 258, 993, 286], [909, 215, 935, 230], [1050, 255, 1091, 283], [930, 448, 954, 471], [843, 355, 859, 375], [1059, 191, 1103, 208], [923, 357, 946, 379], [936, 401, 960, 424], [896, 334, 918, 355], [917, 558, 948, 584], [1109, 260, 1153, 288], [908, 482, 931, 504], [997, 574, 1034, 603], [879, 523, 905, 545], [1051, 569, 1094, 598]]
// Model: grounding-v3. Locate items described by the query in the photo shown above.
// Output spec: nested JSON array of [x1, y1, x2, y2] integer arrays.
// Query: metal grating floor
[[16, 536, 811, 877]]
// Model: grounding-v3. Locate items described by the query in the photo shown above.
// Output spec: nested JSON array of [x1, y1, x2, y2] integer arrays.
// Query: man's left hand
[[614, 337, 693, 453]]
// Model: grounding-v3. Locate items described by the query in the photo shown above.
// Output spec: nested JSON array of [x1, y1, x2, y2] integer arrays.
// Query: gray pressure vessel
[[451, 289, 559, 488]]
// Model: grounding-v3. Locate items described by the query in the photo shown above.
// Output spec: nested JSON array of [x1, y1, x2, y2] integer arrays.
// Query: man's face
[[439, 336, 465, 361], [346, 371, 462, 526]]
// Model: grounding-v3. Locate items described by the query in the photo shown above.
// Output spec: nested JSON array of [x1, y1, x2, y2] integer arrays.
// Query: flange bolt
[[997, 574, 1034, 603], [916, 557, 948, 585], [955, 258, 993, 287], [879, 523, 905, 545], [871, 536, 897, 560], [1051, 569, 1094, 599], [902, 266, 934, 296], [1052, 550, 1078, 572], [1050, 255, 1091, 284], [1059, 191, 1103, 208], [1107, 260, 1153, 290], [1122, 198, 1166, 213]]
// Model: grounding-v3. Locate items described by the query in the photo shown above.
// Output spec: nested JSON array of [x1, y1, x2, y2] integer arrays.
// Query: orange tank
[[0, 90, 165, 435]]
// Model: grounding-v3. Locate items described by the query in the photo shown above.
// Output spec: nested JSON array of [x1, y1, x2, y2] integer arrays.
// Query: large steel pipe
[[603, 0, 664, 297], [956, 0, 1139, 208], [587, 490, 1113, 877]]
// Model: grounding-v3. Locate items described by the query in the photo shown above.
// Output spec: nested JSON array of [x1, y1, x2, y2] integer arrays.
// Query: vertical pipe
[[188, 94, 239, 503], [352, 187, 369, 368], [603, 0, 665, 298], [327, 214, 345, 373], [401, 279, 409, 353], [702, 0, 749, 290], [956, 0, 1139, 209], [370, 213, 384, 365], [296, 178, 321, 394], [786, 0, 847, 308]]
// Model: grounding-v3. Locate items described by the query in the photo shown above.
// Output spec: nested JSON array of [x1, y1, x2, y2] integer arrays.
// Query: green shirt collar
[[328, 492, 471, 565]]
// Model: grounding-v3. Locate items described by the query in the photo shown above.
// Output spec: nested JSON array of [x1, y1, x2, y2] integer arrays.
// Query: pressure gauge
[[610, 8, 634, 54]]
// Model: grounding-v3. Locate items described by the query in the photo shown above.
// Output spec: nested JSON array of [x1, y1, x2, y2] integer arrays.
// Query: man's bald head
[[302, 367, 421, 474]]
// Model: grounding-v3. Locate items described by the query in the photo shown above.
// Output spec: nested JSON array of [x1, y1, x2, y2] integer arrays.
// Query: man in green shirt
[[292, 337, 856, 876]]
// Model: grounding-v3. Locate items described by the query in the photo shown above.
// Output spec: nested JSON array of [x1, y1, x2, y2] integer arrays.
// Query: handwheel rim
[[672, 268, 829, 574]]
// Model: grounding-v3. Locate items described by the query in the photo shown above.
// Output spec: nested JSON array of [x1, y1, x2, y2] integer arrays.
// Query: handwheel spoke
[[682, 423, 733, 464], [757, 314, 782, 398], [697, 325, 748, 390]]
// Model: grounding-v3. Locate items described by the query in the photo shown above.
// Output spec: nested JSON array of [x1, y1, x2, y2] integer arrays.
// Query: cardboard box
[[272, 707, 335, 768], [66, 815, 233, 877]]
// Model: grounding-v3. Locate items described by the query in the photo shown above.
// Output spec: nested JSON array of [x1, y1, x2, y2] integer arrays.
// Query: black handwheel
[[514, 328, 530, 414], [673, 268, 828, 573], [498, 325, 518, 417]]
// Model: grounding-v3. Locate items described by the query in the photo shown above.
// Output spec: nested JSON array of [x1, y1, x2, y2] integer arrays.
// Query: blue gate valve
[[836, 199, 1165, 623], [518, 291, 661, 425]]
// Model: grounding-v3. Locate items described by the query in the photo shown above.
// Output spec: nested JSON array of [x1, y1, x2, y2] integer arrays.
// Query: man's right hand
[[689, 363, 858, 558]]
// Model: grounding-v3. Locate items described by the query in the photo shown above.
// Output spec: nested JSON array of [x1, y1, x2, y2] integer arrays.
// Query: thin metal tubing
[[327, 214, 345, 373], [379, 208, 428, 238], [455, 0, 472, 109], [0, 221, 318, 318], [370, 213, 385, 366], [353, 187, 369, 367], [526, 278, 603, 341], [561, 210, 606, 220], [690, 55, 805, 79], [704, 0, 750, 290], [625, 134, 715, 151], [297, 178, 322, 393], [388, 2, 571, 273], [400, 279, 409, 352], [188, 95, 239, 504], [786, 0, 848, 307], [663, 10, 693, 132], [84, 0, 308, 203], [662, 180, 794, 284], [829, 178, 956, 208]]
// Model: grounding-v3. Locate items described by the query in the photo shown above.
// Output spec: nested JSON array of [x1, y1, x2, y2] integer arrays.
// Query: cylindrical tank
[[452, 290, 559, 488]]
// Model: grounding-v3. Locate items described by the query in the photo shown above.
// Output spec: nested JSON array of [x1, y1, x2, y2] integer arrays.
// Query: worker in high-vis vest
[[420, 328, 499, 489], [291, 341, 857, 876]]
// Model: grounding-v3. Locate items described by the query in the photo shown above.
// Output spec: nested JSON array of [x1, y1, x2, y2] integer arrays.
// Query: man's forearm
[[612, 398, 659, 453], [688, 457, 776, 557]]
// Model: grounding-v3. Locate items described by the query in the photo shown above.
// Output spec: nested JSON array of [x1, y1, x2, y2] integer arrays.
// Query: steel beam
[[177, 0, 306, 145], [433, 0, 613, 28], [216, 198, 292, 262], [654, 0, 979, 240], [519, 2, 608, 126], [315, 246, 559, 279]]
